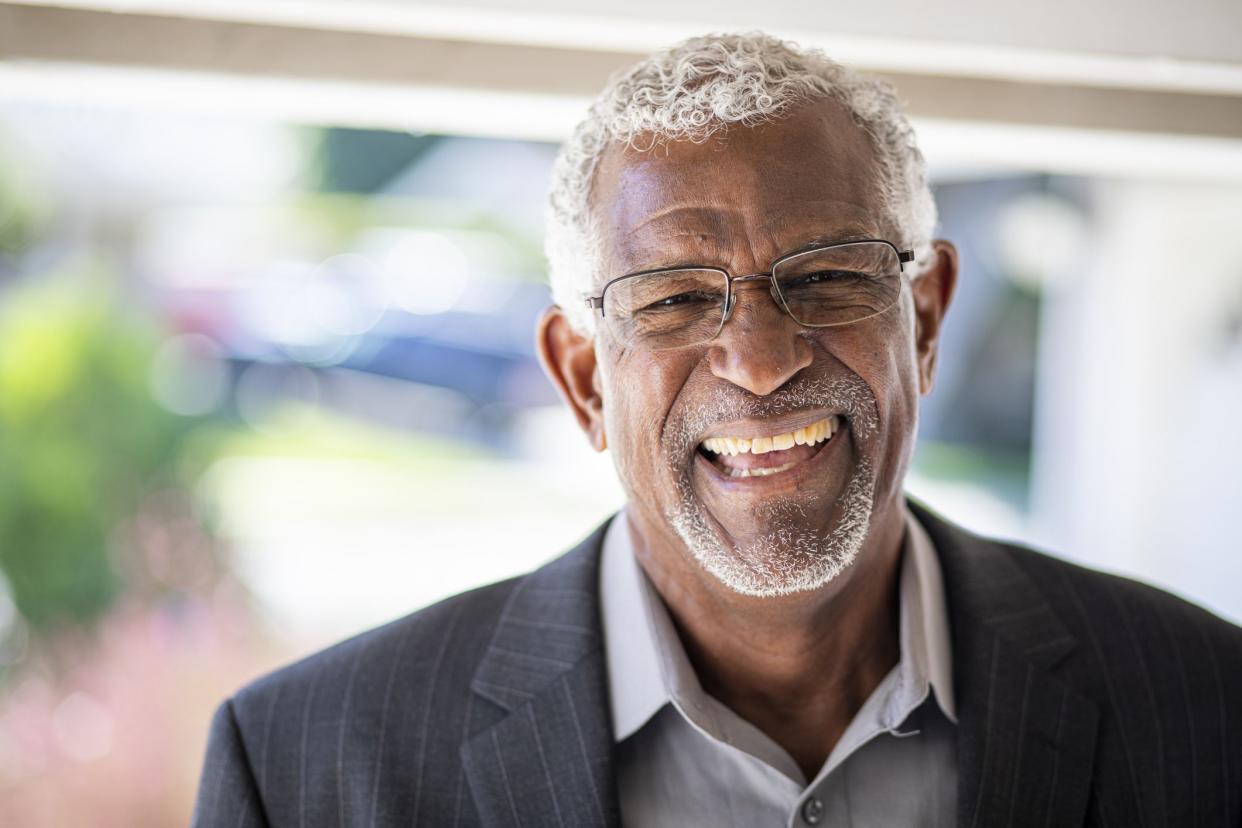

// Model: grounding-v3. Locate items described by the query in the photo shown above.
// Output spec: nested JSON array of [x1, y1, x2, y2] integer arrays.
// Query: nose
[[706, 282, 813, 396]]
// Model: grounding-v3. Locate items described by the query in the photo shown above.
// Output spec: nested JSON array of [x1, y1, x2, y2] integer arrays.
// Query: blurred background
[[0, 0, 1240, 824]]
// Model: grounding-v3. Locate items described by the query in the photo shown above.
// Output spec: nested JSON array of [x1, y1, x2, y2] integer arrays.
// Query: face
[[538, 99, 956, 599]]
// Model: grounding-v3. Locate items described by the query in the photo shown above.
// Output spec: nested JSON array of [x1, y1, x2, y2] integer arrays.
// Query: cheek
[[862, 306, 923, 497], [600, 346, 692, 480], [887, 299, 923, 422], [818, 309, 920, 452]]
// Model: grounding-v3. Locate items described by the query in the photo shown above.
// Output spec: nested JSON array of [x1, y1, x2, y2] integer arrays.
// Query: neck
[[627, 497, 907, 778]]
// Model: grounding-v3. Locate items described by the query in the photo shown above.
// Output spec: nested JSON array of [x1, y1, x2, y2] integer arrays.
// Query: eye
[[645, 291, 715, 309], [790, 269, 863, 286]]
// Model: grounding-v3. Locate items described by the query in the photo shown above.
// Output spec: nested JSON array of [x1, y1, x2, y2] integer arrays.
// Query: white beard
[[666, 458, 875, 597], [660, 375, 880, 598]]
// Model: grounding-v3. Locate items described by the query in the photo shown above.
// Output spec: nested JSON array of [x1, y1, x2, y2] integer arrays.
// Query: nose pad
[[722, 278, 789, 325], [768, 280, 789, 314]]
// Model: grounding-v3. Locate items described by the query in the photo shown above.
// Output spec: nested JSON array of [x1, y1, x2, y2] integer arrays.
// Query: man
[[193, 33, 1242, 827]]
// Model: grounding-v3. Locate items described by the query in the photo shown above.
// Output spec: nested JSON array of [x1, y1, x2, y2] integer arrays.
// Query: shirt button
[[801, 797, 824, 825]]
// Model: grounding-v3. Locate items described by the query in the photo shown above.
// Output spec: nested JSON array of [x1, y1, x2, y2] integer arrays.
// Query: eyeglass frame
[[583, 238, 916, 346]]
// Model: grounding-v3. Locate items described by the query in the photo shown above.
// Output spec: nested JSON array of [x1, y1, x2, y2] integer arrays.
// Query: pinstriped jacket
[[192, 499, 1242, 827]]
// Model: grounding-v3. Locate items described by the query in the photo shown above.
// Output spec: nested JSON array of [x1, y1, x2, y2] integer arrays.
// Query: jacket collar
[[461, 517, 621, 827], [464, 500, 1099, 828], [909, 498, 1098, 828]]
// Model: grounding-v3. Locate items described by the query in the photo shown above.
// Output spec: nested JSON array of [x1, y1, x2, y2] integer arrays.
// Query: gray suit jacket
[[192, 499, 1242, 827]]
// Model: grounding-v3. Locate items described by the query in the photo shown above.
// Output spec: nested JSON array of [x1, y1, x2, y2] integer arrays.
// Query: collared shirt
[[599, 502, 958, 827]]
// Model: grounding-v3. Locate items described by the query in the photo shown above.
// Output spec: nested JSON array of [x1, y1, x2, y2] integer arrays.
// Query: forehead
[[591, 99, 887, 272]]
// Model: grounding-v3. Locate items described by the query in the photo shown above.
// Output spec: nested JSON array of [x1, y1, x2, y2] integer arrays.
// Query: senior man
[[194, 33, 1242, 827]]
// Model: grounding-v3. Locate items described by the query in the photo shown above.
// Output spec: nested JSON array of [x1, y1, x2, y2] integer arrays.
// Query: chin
[[665, 458, 877, 598]]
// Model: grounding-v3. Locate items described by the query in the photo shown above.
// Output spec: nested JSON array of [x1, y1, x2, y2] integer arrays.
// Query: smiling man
[[194, 33, 1242, 828]]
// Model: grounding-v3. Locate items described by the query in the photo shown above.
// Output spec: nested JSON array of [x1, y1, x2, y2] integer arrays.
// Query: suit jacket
[[192, 499, 1242, 827]]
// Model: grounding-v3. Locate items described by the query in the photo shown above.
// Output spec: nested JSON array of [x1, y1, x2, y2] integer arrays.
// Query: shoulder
[[228, 574, 522, 735], [219, 514, 614, 748], [911, 496, 1242, 652], [912, 497, 1242, 704], [1009, 539, 1241, 642], [1003, 539, 1242, 687], [193, 571, 542, 825], [988, 533, 1242, 810]]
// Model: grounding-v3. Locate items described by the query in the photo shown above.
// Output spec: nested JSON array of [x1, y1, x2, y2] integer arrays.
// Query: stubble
[[661, 374, 880, 597]]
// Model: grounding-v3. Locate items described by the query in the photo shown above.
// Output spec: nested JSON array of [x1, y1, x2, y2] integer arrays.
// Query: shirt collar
[[901, 501, 958, 723], [599, 507, 677, 740], [599, 500, 958, 744]]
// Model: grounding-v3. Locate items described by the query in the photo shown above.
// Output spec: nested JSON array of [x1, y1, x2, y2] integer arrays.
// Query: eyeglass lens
[[602, 241, 902, 350]]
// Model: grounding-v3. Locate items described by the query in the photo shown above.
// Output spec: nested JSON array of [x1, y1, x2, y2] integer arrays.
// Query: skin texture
[[536, 98, 958, 781]]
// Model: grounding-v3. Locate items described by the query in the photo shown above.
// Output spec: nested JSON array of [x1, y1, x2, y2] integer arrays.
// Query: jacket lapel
[[910, 499, 1099, 828], [461, 519, 621, 827], [464, 502, 1101, 827]]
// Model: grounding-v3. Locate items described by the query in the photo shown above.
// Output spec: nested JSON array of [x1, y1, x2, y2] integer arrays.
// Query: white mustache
[[664, 375, 878, 455]]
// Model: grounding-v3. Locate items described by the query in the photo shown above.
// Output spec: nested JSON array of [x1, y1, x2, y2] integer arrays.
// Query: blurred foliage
[[0, 266, 218, 638]]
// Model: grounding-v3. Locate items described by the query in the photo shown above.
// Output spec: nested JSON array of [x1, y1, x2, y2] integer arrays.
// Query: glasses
[[584, 239, 914, 351]]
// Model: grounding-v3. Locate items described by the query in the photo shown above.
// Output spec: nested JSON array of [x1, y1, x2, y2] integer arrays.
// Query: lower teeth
[[725, 461, 798, 478]]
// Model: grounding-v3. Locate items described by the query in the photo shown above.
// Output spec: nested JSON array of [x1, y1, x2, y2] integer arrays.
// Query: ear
[[910, 240, 959, 396], [535, 305, 607, 452]]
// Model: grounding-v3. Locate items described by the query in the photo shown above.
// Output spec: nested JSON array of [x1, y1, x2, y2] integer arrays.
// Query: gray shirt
[[599, 504, 958, 827]]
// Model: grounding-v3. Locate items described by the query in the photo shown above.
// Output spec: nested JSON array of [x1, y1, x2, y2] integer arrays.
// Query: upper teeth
[[700, 415, 840, 456]]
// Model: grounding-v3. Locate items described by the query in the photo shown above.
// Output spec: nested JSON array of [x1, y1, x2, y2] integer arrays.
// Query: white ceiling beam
[[3, 0, 1242, 95], [3, 4, 1242, 141], [4, 3, 1242, 181]]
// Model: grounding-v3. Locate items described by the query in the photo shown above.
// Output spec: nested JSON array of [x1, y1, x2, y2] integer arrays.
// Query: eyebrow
[[617, 226, 883, 277], [784, 229, 881, 255]]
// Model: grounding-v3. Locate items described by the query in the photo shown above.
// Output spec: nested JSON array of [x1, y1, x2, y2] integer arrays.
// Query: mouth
[[695, 414, 842, 481]]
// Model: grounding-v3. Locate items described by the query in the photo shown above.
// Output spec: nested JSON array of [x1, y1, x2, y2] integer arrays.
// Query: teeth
[[701, 415, 839, 456], [725, 460, 799, 478]]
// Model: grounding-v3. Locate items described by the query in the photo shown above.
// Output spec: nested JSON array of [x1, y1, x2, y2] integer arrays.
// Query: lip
[[694, 408, 844, 445], [694, 417, 847, 493]]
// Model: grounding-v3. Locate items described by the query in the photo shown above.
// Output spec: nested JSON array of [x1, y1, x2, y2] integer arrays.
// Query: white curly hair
[[545, 31, 939, 335]]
